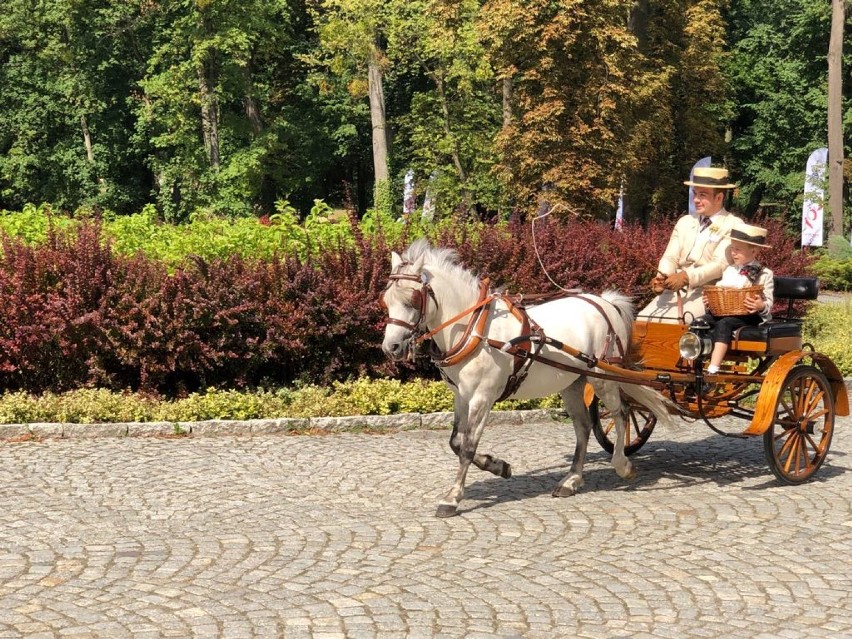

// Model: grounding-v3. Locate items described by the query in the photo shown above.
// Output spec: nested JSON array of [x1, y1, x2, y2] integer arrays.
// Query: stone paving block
[[250, 418, 310, 435], [26, 423, 64, 439], [62, 422, 128, 438], [189, 420, 253, 436], [310, 413, 421, 432], [0, 424, 29, 439], [126, 421, 182, 437], [419, 412, 453, 430]]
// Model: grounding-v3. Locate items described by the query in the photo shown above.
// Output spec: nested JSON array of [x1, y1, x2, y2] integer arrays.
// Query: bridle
[[380, 270, 436, 335]]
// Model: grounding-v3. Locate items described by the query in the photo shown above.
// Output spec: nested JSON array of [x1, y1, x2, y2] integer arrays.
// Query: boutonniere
[[709, 224, 719, 234]]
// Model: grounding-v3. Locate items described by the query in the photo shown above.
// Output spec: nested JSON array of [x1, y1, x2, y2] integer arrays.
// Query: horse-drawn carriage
[[381, 240, 849, 517], [589, 275, 847, 485]]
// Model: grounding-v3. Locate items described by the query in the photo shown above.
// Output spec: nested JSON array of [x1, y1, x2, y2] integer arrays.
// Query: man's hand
[[664, 271, 689, 291], [650, 275, 666, 294]]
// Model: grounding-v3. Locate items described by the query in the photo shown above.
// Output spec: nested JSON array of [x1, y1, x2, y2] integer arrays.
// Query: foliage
[[802, 299, 852, 375], [725, 0, 852, 224], [0, 379, 558, 424], [0, 211, 817, 395], [1, 0, 849, 226]]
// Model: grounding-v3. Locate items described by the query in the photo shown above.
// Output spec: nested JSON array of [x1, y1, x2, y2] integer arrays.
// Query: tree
[[0, 0, 154, 213], [827, 0, 845, 236], [388, 0, 504, 216], [725, 0, 851, 226], [310, 0, 391, 208]]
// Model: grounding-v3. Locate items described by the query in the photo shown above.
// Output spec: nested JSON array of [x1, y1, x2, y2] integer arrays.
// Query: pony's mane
[[402, 239, 480, 291]]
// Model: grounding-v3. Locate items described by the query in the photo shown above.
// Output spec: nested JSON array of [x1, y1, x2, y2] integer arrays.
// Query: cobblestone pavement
[[1, 411, 851, 639]]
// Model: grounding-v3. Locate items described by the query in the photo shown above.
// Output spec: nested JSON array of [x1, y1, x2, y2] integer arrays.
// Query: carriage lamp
[[679, 319, 712, 361]]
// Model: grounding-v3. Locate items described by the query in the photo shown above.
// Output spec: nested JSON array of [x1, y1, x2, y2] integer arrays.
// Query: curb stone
[[0, 379, 849, 441], [0, 409, 563, 441]]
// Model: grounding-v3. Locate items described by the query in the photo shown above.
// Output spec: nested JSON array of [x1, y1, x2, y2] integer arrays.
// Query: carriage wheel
[[763, 366, 834, 485], [590, 395, 656, 456]]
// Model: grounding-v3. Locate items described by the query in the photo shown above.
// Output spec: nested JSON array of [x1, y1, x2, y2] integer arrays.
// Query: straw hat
[[728, 222, 771, 248], [683, 167, 737, 189]]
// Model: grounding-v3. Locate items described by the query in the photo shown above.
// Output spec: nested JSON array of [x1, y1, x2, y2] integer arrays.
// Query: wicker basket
[[703, 285, 763, 316]]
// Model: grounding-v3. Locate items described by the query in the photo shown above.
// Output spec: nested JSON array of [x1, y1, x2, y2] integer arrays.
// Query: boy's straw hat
[[729, 221, 771, 248], [683, 167, 737, 189]]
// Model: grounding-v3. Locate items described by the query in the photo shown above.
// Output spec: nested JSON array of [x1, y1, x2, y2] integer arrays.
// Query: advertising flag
[[802, 148, 828, 247], [402, 169, 415, 220], [614, 180, 624, 231], [688, 156, 712, 215]]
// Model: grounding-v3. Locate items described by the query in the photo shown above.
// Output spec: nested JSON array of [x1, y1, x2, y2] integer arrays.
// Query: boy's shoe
[[697, 380, 716, 397]]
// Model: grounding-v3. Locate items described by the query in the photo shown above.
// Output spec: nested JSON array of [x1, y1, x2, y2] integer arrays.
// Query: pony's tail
[[617, 383, 678, 428]]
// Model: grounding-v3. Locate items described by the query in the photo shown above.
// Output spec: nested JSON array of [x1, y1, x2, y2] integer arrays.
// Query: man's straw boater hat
[[683, 166, 737, 189], [728, 221, 771, 248]]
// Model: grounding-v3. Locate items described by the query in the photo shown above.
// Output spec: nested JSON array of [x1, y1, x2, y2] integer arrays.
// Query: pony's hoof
[[619, 465, 637, 481], [501, 462, 512, 479], [435, 503, 459, 518], [552, 485, 578, 498]]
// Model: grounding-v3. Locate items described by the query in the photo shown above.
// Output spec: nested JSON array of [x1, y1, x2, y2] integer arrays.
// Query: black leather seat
[[737, 321, 802, 342], [730, 276, 818, 352]]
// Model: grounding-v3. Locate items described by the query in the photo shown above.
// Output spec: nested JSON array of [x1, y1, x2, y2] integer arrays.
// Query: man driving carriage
[[640, 166, 743, 323]]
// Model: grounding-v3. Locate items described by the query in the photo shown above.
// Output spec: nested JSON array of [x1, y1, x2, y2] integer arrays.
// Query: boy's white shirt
[[716, 259, 774, 320]]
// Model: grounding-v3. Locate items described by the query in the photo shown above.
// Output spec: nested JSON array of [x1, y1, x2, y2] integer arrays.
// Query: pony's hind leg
[[590, 380, 635, 481], [553, 378, 592, 497]]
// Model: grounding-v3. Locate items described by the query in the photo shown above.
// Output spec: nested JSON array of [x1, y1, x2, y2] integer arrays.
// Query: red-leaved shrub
[[0, 214, 815, 395]]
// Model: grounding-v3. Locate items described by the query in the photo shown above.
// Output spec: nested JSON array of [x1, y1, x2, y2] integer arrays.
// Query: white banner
[[421, 171, 437, 222], [688, 156, 712, 215], [614, 180, 624, 231], [402, 169, 415, 219], [802, 147, 828, 247]]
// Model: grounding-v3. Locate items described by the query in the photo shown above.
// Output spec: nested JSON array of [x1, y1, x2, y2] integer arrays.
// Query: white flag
[[688, 156, 712, 215], [802, 148, 828, 247], [614, 180, 624, 231], [421, 173, 436, 222], [402, 169, 415, 219]]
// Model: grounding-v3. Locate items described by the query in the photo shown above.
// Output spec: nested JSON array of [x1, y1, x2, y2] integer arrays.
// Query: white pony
[[381, 239, 671, 517]]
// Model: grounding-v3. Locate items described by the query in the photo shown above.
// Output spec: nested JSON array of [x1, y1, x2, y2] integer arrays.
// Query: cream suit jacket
[[639, 209, 743, 323]]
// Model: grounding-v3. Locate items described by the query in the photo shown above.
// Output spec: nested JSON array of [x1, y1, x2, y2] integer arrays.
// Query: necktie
[[699, 217, 711, 232]]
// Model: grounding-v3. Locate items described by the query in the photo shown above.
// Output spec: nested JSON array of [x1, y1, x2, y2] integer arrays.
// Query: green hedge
[[0, 380, 562, 425]]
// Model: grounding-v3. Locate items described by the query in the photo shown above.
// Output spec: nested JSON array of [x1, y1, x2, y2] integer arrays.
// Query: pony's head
[[380, 244, 430, 361]]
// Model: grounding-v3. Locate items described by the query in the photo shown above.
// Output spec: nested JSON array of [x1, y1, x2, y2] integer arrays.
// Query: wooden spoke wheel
[[590, 395, 656, 456], [763, 366, 835, 485]]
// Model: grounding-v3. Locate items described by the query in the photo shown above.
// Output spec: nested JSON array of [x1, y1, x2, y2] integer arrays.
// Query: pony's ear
[[412, 254, 425, 274], [391, 251, 402, 270]]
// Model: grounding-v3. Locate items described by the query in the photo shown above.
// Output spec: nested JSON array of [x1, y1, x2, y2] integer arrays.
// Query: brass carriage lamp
[[679, 319, 713, 361]]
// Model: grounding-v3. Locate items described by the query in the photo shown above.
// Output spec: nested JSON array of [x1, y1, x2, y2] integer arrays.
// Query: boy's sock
[[706, 364, 720, 374]]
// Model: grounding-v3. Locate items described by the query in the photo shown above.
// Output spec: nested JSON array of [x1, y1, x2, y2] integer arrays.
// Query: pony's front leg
[[553, 378, 592, 497], [447, 393, 512, 478], [437, 397, 501, 517]]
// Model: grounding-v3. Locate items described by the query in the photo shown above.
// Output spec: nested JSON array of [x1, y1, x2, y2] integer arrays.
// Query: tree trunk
[[81, 115, 95, 163], [198, 62, 220, 170], [434, 74, 467, 182], [827, 0, 844, 236], [368, 50, 389, 184], [243, 64, 264, 134], [80, 114, 106, 189], [628, 0, 650, 51], [502, 75, 513, 128]]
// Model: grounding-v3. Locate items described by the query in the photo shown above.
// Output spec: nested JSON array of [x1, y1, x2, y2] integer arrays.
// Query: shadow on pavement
[[461, 432, 847, 513]]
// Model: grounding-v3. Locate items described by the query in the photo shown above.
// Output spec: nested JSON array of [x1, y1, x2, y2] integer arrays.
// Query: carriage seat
[[729, 276, 818, 354]]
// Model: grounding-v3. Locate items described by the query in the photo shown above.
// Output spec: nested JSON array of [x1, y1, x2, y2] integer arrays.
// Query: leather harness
[[382, 270, 633, 401]]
